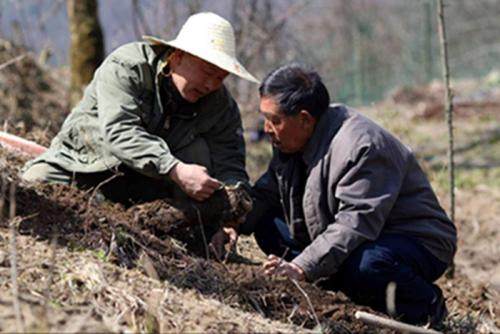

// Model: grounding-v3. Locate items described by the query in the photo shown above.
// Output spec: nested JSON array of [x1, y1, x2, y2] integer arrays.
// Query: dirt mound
[[0, 148, 378, 332], [1, 148, 498, 333], [0, 39, 68, 146], [0, 231, 307, 333]]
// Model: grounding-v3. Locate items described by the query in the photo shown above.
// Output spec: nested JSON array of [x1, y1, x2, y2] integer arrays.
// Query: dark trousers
[[254, 217, 448, 324]]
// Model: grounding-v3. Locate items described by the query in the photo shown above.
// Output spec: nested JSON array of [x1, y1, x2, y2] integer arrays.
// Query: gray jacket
[[242, 105, 456, 282], [25, 42, 248, 186]]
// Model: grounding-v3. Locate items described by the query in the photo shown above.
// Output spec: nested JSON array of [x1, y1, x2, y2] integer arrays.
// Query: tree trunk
[[67, 0, 104, 108]]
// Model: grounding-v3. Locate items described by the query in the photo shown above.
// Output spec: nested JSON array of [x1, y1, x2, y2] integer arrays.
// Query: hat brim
[[143, 35, 259, 84]]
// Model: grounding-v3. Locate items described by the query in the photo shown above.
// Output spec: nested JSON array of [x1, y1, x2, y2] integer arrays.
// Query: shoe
[[427, 285, 448, 329]]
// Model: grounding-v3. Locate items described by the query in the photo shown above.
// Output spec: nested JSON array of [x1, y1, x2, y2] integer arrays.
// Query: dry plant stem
[[0, 176, 5, 221], [276, 247, 290, 270], [256, 247, 289, 276], [9, 182, 25, 332], [355, 311, 441, 334], [191, 204, 209, 260], [0, 53, 27, 71], [43, 236, 58, 316], [85, 171, 124, 208], [248, 295, 266, 317], [9, 181, 15, 221], [290, 278, 321, 330]]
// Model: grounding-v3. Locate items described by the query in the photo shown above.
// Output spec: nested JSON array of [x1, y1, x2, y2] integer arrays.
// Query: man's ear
[[299, 110, 315, 128], [168, 50, 184, 68]]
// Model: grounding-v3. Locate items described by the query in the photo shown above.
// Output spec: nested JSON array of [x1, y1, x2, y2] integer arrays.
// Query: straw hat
[[143, 12, 259, 83]]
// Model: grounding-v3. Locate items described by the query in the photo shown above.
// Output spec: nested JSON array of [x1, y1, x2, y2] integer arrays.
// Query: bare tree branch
[[436, 0, 455, 223]]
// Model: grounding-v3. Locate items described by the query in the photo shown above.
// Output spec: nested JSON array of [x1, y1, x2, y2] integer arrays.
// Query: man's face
[[169, 51, 229, 103], [259, 96, 316, 154]]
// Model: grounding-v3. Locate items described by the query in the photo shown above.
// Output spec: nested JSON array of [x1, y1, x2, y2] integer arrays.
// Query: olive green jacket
[[26, 42, 249, 185]]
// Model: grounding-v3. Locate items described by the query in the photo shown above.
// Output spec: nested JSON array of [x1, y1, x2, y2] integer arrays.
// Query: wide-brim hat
[[143, 12, 259, 83]]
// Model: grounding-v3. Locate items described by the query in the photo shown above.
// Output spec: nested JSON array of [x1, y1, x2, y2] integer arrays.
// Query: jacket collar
[[301, 104, 347, 167]]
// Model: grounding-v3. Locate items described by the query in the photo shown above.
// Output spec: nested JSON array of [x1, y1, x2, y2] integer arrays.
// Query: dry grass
[[0, 230, 305, 333]]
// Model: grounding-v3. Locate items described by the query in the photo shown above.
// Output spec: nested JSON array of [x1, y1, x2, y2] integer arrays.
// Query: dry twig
[[0, 54, 27, 71], [0, 175, 5, 221], [290, 278, 321, 331], [43, 235, 58, 318], [355, 311, 441, 334], [191, 204, 209, 260], [85, 170, 124, 209]]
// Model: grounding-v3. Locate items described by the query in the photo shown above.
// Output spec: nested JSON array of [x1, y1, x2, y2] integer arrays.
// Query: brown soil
[[0, 148, 375, 333], [0, 148, 498, 333]]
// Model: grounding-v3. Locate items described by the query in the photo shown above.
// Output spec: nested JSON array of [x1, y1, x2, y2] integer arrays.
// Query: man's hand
[[209, 227, 238, 260], [169, 162, 221, 201], [263, 254, 305, 281]]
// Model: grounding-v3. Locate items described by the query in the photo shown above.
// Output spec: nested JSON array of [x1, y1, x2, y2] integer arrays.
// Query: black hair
[[259, 63, 330, 118]]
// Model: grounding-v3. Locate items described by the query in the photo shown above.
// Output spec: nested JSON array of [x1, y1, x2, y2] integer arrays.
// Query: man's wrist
[[291, 259, 309, 281], [168, 162, 181, 183], [289, 262, 306, 280]]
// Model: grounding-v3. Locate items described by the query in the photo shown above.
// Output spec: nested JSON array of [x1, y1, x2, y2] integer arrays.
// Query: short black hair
[[259, 63, 330, 118]]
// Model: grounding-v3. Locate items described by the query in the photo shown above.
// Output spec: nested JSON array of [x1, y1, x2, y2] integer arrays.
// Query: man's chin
[[181, 90, 202, 103], [273, 143, 298, 154], [272, 142, 286, 152], [184, 95, 199, 103]]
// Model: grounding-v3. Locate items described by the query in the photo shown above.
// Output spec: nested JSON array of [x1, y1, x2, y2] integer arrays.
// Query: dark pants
[[254, 217, 448, 324]]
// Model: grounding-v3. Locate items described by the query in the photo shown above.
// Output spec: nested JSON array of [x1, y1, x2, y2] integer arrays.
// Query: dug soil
[[0, 148, 497, 333]]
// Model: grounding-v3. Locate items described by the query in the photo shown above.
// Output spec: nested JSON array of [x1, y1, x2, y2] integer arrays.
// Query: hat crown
[[142, 12, 259, 83], [175, 12, 236, 58]]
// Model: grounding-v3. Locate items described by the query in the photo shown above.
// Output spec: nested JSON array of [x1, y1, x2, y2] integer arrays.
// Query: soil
[[0, 147, 498, 333]]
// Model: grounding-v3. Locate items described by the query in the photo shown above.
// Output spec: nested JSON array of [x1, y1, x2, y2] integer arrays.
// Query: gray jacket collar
[[301, 104, 347, 168]]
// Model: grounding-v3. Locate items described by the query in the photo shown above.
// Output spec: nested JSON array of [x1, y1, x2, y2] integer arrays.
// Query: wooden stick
[[0, 130, 48, 157], [355, 311, 441, 334]]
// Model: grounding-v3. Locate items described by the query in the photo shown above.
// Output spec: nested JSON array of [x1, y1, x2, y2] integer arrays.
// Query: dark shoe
[[427, 285, 448, 329]]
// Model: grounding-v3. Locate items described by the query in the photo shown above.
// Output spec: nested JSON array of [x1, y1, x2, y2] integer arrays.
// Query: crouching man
[[214, 64, 456, 326], [22, 12, 258, 205]]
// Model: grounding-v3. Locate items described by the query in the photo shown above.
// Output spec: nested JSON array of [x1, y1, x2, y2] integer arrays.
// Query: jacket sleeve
[[205, 93, 249, 187], [238, 164, 282, 235], [292, 144, 407, 281], [96, 58, 179, 178]]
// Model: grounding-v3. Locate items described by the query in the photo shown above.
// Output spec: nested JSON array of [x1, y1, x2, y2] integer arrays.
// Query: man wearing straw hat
[[22, 12, 258, 205]]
